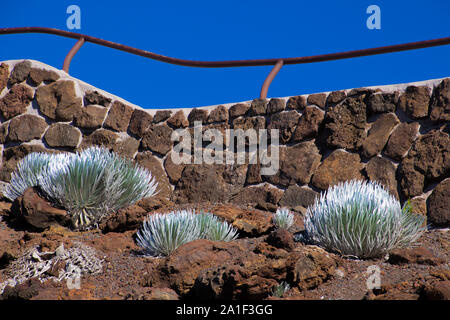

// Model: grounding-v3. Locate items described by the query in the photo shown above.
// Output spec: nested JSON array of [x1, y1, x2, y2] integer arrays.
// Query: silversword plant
[[136, 209, 238, 257], [304, 180, 426, 259], [4, 147, 158, 230], [273, 207, 295, 230], [3, 152, 54, 201]]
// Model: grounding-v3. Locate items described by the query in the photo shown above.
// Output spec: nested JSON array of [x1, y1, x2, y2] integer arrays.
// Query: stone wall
[[0, 59, 448, 227]]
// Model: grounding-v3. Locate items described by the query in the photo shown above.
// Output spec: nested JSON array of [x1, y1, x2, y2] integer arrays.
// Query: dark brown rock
[[100, 204, 147, 233], [406, 130, 450, 180], [79, 128, 118, 149], [1, 278, 41, 300], [0, 251, 16, 269], [135, 152, 171, 198], [0, 63, 9, 93], [7, 115, 47, 142], [207, 105, 228, 123], [193, 261, 278, 299], [159, 239, 263, 296], [231, 184, 283, 207], [324, 95, 367, 151], [232, 116, 265, 132], [286, 246, 337, 290], [0, 122, 8, 143], [286, 95, 306, 111], [347, 87, 375, 97], [279, 185, 319, 208], [44, 123, 81, 148], [384, 122, 420, 160], [430, 78, 450, 122], [103, 101, 134, 132], [136, 197, 174, 213], [212, 204, 274, 237], [421, 281, 450, 300], [266, 229, 295, 251], [11, 187, 69, 231], [326, 90, 346, 106], [192, 240, 336, 298], [388, 247, 443, 265], [229, 103, 250, 118], [248, 99, 268, 116], [153, 110, 172, 123], [73, 105, 107, 129], [128, 109, 153, 137], [28, 68, 59, 85], [307, 93, 326, 109], [35, 82, 57, 118], [141, 123, 173, 155], [35, 80, 82, 121], [362, 113, 399, 158], [173, 164, 247, 203], [267, 111, 300, 144], [265, 141, 321, 187], [112, 136, 140, 159], [246, 163, 263, 185], [8, 60, 31, 85], [166, 110, 189, 128], [83, 90, 111, 107], [365, 156, 398, 198], [267, 98, 286, 114], [187, 108, 208, 125], [398, 85, 431, 119], [398, 158, 425, 198], [291, 106, 325, 142], [0, 84, 33, 119], [427, 179, 449, 227], [366, 92, 399, 113], [164, 152, 185, 184], [311, 150, 364, 190]]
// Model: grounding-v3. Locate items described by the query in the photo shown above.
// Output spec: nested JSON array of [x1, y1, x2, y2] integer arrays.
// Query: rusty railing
[[0, 27, 449, 99]]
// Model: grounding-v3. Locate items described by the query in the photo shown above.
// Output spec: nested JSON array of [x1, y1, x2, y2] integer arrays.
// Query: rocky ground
[[0, 191, 448, 301]]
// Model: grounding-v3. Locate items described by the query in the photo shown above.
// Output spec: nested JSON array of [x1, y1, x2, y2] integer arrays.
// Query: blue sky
[[1, 0, 449, 109]]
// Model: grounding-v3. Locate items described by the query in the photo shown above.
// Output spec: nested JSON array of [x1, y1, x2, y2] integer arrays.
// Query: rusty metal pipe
[[0, 27, 449, 68], [62, 37, 85, 73], [260, 60, 283, 99]]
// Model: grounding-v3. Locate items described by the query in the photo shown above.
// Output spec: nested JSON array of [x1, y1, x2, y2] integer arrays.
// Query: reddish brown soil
[[0, 201, 448, 300]]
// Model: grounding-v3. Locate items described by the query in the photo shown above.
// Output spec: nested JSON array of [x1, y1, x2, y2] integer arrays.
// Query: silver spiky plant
[[136, 210, 201, 257], [136, 209, 238, 257], [195, 211, 239, 242], [273, 207, 295, 230], [3, 152, 54, 201], [304, 180, 426, 259], [5, 146, 158, 230]]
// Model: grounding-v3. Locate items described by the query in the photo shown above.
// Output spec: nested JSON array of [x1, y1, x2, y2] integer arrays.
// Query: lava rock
[[398, 85, 431, 119], [311, 149, 364, 190], [73, 105, 108, 129], [0, 84, 33, 120], [104, 101, 134, 132], [7, 115, 47, 143], [427, 179, 450, 227], [11, 187, 69, 231]]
